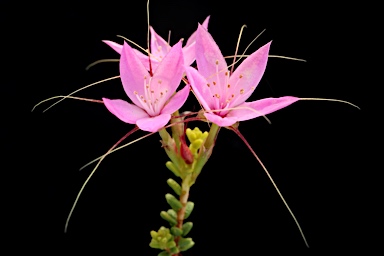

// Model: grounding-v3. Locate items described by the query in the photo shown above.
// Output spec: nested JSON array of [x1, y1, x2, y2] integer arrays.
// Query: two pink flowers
[[102, 18, 299, 132]]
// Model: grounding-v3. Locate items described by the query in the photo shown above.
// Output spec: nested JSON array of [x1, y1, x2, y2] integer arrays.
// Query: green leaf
[[169, 246, 179, 254], [158, 251, 171, 256], [167, 209, 177, 219], [171, 226, 183, 236], [178, 237, 195, 251], [182, 222, 193, 236], [184, 201, 194, 219], [167, 240, 177, 248], [167, 178, 181, 196], [165, 161, 180, 177], [149, 240, 160, 249], [150, 230, 158, 239], [165, 193, 183, 211], [160, 211, 177, 226]]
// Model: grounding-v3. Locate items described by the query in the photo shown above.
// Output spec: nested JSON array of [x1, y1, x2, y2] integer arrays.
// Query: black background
[[2, 0, 375, 254]]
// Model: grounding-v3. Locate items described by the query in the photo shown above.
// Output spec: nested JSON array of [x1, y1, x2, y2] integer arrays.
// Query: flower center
[[206, 60, 257, 117], [133, 76, 168, 116]]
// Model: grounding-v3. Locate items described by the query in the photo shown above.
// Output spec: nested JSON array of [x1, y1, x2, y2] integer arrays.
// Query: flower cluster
[[31, 5, 360, 254], [99, 17, 302, 255], [102, 19, 298, 133]]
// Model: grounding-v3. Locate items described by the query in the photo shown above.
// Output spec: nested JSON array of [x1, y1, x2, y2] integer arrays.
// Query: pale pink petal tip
[[136, 113, 171, 132], [102, 98, 149, 124], [102, 40, 123, 54], [227, 96, 300, 122]]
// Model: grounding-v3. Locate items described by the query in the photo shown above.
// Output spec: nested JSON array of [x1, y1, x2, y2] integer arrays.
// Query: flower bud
[[149, 227, 174, 250], [180, 138, 194, 164], [186, 128, 196, 142]]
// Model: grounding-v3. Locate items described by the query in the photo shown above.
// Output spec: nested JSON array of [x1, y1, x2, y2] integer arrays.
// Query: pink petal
[[132, 48, 160, 71], [136, 113, 171, 132], [102, 40, 123, 54], [186, 16, 210, 47], [151, 41, 184, 106], [226, 96, 299, 121], [120, 42, 150, 107], [195, 24, 228, 91], [202, 16, 210, 29], [161, 84, 190, 115], [102, 98, 149, 124], [102, 40, 160, 71], [229, 42, 271, 107], [184, 66, 213, 111], [204, 113, 238, 127], [182, 42, 197, 66], [150, 26, 171, 60], [183, 16, 211, 66]]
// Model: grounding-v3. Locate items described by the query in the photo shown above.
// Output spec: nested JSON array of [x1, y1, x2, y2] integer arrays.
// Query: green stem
[[159, 128, 183, 173], [204, 123, 220, 149], [176, 175, 191, 229], [173, 175, 191, 256], [170, 110, 183, 149], [190, 123, 221, 182]]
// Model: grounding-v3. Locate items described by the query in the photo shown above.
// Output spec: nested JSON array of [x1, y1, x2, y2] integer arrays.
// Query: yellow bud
[[201, 131, 209, 140], [150, 230, 157, 238], [186, 128, 196, 142], [190, 139, 204, 150], [194, 129, 203, 138]]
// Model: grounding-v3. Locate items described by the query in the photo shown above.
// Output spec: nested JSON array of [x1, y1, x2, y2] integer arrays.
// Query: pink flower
[[102, 16, 210, 70], [185, 24, 299, 127], [102, 41, 190, 132]]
